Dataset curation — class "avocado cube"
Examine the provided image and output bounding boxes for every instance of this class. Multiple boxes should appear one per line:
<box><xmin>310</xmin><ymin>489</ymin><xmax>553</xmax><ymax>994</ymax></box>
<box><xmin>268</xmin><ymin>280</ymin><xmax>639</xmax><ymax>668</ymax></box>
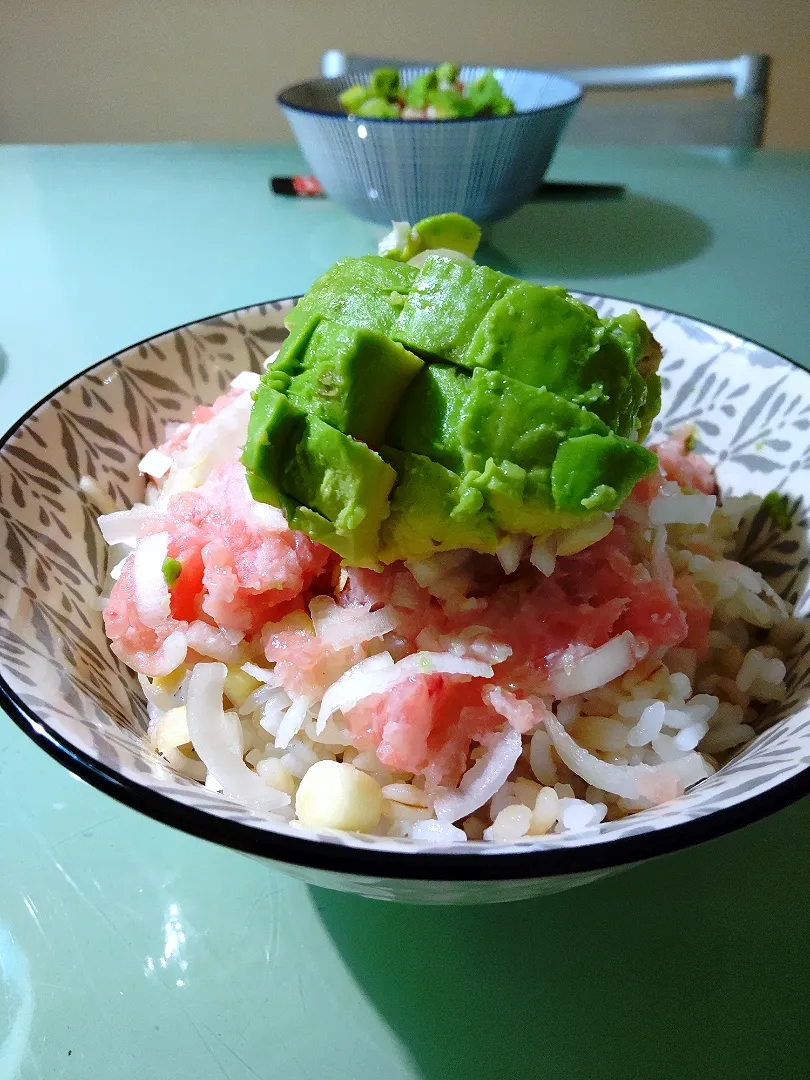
<box><xmin>285</xmin><ymin>320</ymin><xmax>423</xmax><ymax>446</ymax></box>
<box><xmin>465</xmin><ymin>281</ymin><xmax>599</xmax><ymax>386</ymax></box>
<box><xmin>426</xmin><ymin>89</ymin><xmax>476</xmax><ymax>118</ymax></box>
<box><xmin>458</xmin><ymin>368</ymin><xmax>610</xmax><ymax>476</ymax></box>
<box><xmin>369</xmin><ymin>67</ymin><xmax>400</xmax><ymax>100</ymax></box>
<box><xmin>385</xmin><ymin>363</ymin><xmax>471</xmax><ymax>473</ymax></box>
<box><xmin>413</xmin><ymin>213</ymin><xmax>481</xmax><ymax>259</ymax></box>
<box><xmin>287</xmin><ymin>256</ymin><xmax>418</xmax><ymax>338</ymax></box>
<box><xmin>551</xmin><ymin>433</ymin><xmax>658</xmax><ymax>514</ymax></box>
<box><xmin>467</xmin><ymin>71</ymin><xmax>514</xmax><ymax>116</ymax></box>
<box><xmin>241</xmin><ymin>384</ymin><xmax>306</xmax><ymax>513</ymax></box>
<box><xmin>602</xmin><ymin>310</ymin><xmax>662</xmax><ymax>440</ymax></box>
<box><xmin>356</xmin><ymin>97</ymin><xmax>400</xmax><ymax>119</ymax></box>
<box><xmin>403</xmin><ymin>71</ymin><xmax>438</xmax><ymax>110</ymax></box>
<box><xmin>339</xmin><ymin>83</ymin><xmax>371</xmax><ymax>114</ymax></box>
<box><xmin>378</xmin><ymin>448</ymin><xmax>497</xmax><ymax>563</ymax></box>
<box><xmin>465</xmin><ymin>282</ymin><xmax>648</xmax><ymax>436</ymax></box>
<box><xmin>283</xmin><ymin>417</ymin><xmax>396</xmax><ymax>560</ymax></box>
<box><xmin>393</xmin><ymin>254</ymin><xmax>514</xmax><ymax>365</ymax></box>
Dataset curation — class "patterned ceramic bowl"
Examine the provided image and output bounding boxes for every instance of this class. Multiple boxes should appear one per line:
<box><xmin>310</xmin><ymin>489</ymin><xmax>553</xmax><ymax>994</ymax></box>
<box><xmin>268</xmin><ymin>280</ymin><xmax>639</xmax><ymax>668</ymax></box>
<box><xmin>1</xmin><ymin>295</ymin><xmax>808</xmax><ymax>905</ymax></box>
<box><xmin>277</xmin><ymin>68</ymin><xmax>581</xmax><ymax>224</ymax></box>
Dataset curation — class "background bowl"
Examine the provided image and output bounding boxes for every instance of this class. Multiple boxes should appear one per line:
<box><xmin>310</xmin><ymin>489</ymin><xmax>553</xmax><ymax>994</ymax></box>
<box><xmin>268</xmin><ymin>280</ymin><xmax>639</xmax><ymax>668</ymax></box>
<box><xmin>0</xmin><ymin>295</ymin><xmax>808</xmax><ymax>905</ymax></box>
<box><xmin>277</xmin><ymin>67</ymin><xmax>581</xmax><ymax>224</ymax></box>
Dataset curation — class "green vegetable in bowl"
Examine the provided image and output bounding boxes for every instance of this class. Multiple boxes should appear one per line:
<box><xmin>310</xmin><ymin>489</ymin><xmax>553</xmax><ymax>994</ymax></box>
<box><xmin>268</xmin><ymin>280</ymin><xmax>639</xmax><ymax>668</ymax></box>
<box><xmin>403</xmin><ymin>71</ymin><xmax>438</xmax><ymax>110</ymax></box>
<box><xmin>356</xmin><ymin>97</ymin><xmax>400</xmax><ymax>119</ymax></box>
<box><xmin>468</xmin><ymin>71</ymin><xmax>515</xmax><ymax>116</ymax></box>
<box><xmin>338</xmin><ymin>83</ymin><xmax>371</xmax><ymax>114</ymax></box>
<box><xmin>337</xmin><ymin>63</ymin><xmax>516</xmax><ymax>120</ymax></box>
<box><xmin>368</xmin><ymin>67</ymin><xmax>400</xmax><ymax>99</ymax></box>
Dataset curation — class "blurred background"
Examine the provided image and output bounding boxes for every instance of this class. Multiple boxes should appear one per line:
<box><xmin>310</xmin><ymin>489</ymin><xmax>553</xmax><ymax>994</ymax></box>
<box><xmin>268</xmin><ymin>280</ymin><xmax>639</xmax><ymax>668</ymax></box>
<box><xmin>1</xmin><ymin>0</ymin><xmax>808</xmax><ymax>148</ymax></box>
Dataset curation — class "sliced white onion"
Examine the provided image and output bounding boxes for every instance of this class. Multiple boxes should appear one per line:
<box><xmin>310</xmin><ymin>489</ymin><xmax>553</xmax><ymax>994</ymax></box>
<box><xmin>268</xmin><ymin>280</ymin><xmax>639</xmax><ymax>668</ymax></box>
<box><xmin>549</xmin><ymin>632</ymin><xmax>637</xmax><ymax>698</ymax></box>
<box><xmin>546</xmin><ymin>714</ymin><xmax>711</xmax><ymax>803</ymax></box>
<box><xmin>407</xmin><ymin>248</ymin><xmax>473</xmax><ymax>267</ymax></box>
<box><xmin>309</xmin><ymin>596</ymin><xmax>398</xmax><ymax>650</ymax></box>
<box><xmin>140</xmin><ymin>630</ymin><xmax>188</xmax><ymax>678</ymax></box>
<box><xmin>408</xmin><ymin>820</ymin><xmax>468</xmax><ymax>843</ymax></box>
<box><xmin>274</xmin><ymin>696</ymin><xmax>311</xmax><ymax>750</ymax></box>
<box><xmin>186</xmin><ymin>621</ymin><xmax>244</xmax><ymax>662</ymax></box>
<box><xmin>496</xmin><ymin>534</ymin><xmax>529</xmax><ymax>575</ymax></box>
<box><xmin>230</xmin><ymin>370</ymin><xmax>262</xmax><ymax>392</ymax></box>
<box><xmin>433</xmin><ymin>726</ymin><xmax>522</xmax><ymax>823</ymax></box>
<box><xmin>377</xmin><ymin>220</ymin><xmax>411</xmax><ymax>257</ymax></box>
<box><xmin>240</xmin><ymin>662</ymin><xmax>277</xmax><ymax>683</ymax></box>
<box><xmin>316</xmin><ymin>652</ymin><xmax>397</xmax><ymax>734</ymax></box>
<box><xmin>138</xmin><ymin>448</ymin><xmax>173</xmax><ymax>480</ymax></box>
<box><xmin>97</xmin><ymin>504</ymin><xmax>153</xmax><ymax>546</ymax></box>
<box><xmin>530</xmin><ymin>536</ymin><xmax>557</xmax><ymax>576</ymax></box>
<box><xmin>161</xmin><ymin>392</ymin><xmax>254</xmax><ymax>497</ymax></box>
<box><xmin>133</xmin><ymin>532</ymin><xmax>171</xmax><ymax>629</ymax></box>
<box><xmin>315</xmin><ymin>650</ymin><xmax>493</xmax><ymax>734</ymax></box>
<box><xmin>649</xmin><ymin>491</ymin><xmax>716</xmax><ymax>526</ymax></box>
<box><xmin>186</xmin><ymin>662</ymin><xmax>290</xmax><ymax>812</ymax></box>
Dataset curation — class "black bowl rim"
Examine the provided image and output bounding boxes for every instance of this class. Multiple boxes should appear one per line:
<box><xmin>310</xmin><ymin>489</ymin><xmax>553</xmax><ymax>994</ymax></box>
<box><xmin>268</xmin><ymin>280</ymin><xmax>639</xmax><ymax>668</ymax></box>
<box><xmin>1</xmin><ymin>294</ymin><xmax>809</xmax><ymax>883</ymax></box>
<box><xmin>277</xmin><ymin>67</ymin><xmax>583</xmax><ymax>125</ymax></box>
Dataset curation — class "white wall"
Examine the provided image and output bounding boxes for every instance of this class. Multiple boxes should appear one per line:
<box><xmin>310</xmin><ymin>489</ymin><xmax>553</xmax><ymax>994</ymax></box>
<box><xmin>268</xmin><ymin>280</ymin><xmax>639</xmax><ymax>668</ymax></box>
<box><xmin>1</xmin><ymin>0</ymin><xmax>807</xmax><ymax>147</ymax></box>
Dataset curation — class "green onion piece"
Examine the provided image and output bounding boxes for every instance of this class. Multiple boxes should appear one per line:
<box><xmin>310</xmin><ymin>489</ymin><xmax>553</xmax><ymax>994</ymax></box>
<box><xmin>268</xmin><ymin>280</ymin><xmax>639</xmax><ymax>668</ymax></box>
<box><xmin>162</xmin><ymin>557</ymin><xmax>182</xmax><ymax>587</ymax></box>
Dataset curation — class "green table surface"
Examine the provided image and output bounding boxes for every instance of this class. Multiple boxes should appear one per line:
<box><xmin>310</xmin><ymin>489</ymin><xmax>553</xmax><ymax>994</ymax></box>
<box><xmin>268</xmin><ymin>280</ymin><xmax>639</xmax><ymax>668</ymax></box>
<box><xmin>1</xmin><ymin>143</ymin><xmax>809</xmax><ymax>1079</ymax></box>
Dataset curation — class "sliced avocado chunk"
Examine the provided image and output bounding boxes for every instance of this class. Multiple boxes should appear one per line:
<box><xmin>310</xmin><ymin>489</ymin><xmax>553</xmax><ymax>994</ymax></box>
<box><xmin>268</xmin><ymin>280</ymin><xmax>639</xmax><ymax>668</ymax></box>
<box><xmin>393</xmin><ymin>254</ymin><xmax>514</xmax><ymax>365</ymax></box>
<box><xmin>283</xmin><ymin>417</ymin><xmax>395</xmax><ymax>559</ymax></box>
<box><xmin>465</xmin><ymin>282</ymin><xmax>648</xmax><ymax>436</ymax></box>
<box><xmin>426</xmin><ymin>88</ymin><xmax>476</xmax><ymax>118</ymax></box>
<box><xmin>465</xmin><ymin>281</ymin><xmax>598</xmax><ymax>384</ymax></box>
<box><xmin>241</xmin><ymin>383</ymin><xmax>306</xmax><ymax>511</ymax></box>
<box><xmin>459</xmin><ymin>368</ymin><xmax>610</xmax><ymax>474</ymax></box>
<box><xmin>378</xmin><ymin>448</ymin><xmax>497</xmax><ymax>563</ymax></box>
<box><xmin>463</xmin><ymin>457</ymin><xmax>588</xmax><ymax>536</ymax></box>
<box><xmin>339</xmin><ymin>84</ymin><xmax>371</xmax><ymax>114</ymax></box>
<box><xmin>435</xmin><ymin>63</ymin><xmax>460</xmax><ymax>87</ymax></box>
<box><xmin>603</xmin><ymin>310</ymin><xmax>662</xmax><ymax>441</ymax></box>
<box><xmin>287</xmin><ymin>504</ymin><xmax>382</xmax><ymax>570</ymax></box>
<box><xmin>286</xmin><ymin>256</ymin><xmax>418</xmax><ymax>337</ymax></box>
<box><xmin>467</xmin><ymin>71</ymin><xmax>515</xmax><ymax>116</ymax></box>
<box><xmin>356</xmin><ymin>97</ymin><xmax>400</xmax><ymax>119</ymax></box>
<box><xmin>403</xmin><ymin>71</ymin><xmax>438</xmax><ymax>110</ymax></box>
<box><xmin>285</xmin><ymin>320</ymin><xmax>423</xmax><ymax>445</ymax></box>
<box><xmin>385</xmin><ymin>363</ymin><xmax>470</xmax><ymax>473</ymax></box>
<box><xmin>413</xmin><ymin>213</ymin><xmax>481</xmax><ymax>259</ymax></box>
<box><xmin>551</xmin><ymin>433</ymin><xmax>658</xmax><ymax>514</ymax></box>
<box><xmin>267</xmin><ymin>312</ymin><xmax>321</xmax><ymax>380</ymax></box>
<box><xmin>368</xmin><ymin>68</ymin><xmax>400</xmax><ymax>100</ymax></box>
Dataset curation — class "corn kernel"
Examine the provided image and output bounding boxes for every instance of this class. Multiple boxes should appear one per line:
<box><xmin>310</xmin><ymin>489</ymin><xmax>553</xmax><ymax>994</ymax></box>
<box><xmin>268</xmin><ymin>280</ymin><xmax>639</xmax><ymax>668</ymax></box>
<box><xmin>223</xmin><ymin>666</ymin><xmax>262</xmax><ymax>709</ymax></box>
<box><xmin>529</xmin><ymin>786</ymin><xmax>559</xmax><ymax>835</ymax></box>
<box><xmin>295</xmin><ymin>760</ymin><xmax>383</xmax><ymax>832</ymax></box>
<box><xmin>152</xmin><ymin>706</ymin><xmax>190</xmax><ymax>755</ymax></box>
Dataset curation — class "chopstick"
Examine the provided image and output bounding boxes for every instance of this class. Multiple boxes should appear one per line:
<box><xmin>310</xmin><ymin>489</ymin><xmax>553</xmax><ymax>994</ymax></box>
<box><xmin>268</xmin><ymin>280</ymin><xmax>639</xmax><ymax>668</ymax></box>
<box><xmin>270</xmin><ymin>177</ymin><xmax>626</xmax><ymax>200</ymax></box>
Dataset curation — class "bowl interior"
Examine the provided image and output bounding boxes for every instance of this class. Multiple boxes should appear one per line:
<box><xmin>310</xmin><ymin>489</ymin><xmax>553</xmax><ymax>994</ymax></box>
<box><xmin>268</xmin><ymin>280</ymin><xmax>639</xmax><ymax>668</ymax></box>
<box><xmin>278</xmin><ymin>67</ymin><xmax>582</xmax><ymax>119</ymax></box>
<box><xmin>1</xmin><ymin>296</ymin><xmax>809</xmax><ymax>874</ymax></box>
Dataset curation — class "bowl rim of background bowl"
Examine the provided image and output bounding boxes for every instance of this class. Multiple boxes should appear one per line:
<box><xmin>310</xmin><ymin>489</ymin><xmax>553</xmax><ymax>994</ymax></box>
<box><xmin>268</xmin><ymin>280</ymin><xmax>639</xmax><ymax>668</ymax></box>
<box><xmin>277</xmin><ymin>68</ymin><xmax>583</xmax><ymax>125</ymax></box>
<box><xmin>1</xmin><ymin>296</ymin><xmax>809</xmax><ymax>883</ymax></box>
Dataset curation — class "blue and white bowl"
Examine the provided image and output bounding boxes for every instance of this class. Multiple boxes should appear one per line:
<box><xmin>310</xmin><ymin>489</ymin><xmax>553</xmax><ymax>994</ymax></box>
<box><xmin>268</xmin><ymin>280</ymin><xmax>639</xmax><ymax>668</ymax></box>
<box><xmin>277</xmin><ymin>67</ymin><xmax>582</xmax><ymax>224</ymax></box>
<box><xmin>0</xmin><ymin>294</ymin><xmax>808</xmax><ymax>905</ymax></box>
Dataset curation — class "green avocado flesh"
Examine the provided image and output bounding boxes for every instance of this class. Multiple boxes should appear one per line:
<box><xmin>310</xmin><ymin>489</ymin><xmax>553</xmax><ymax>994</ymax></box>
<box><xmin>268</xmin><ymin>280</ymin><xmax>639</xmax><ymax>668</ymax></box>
<box><xmin>242</xmin><ymin>227</ymin><xmax>661</xmax><ymax>566</ymax></box>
